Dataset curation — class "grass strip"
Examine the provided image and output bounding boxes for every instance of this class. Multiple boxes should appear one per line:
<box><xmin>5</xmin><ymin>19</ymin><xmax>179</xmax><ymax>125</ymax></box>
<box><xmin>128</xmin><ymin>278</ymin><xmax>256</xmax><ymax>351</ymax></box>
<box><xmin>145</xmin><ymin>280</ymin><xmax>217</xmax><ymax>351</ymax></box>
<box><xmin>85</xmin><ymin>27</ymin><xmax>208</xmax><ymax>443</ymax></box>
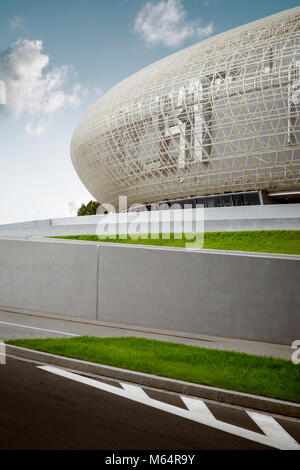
<box><xmin>6</xmin><ymin>336</ymin><xmax>300</xmax><ymax>403</ymax></box>
<box><xmin>50</xmin><ymin>230</ymin><xmax>300</xmax><ymax>255</ymax></box>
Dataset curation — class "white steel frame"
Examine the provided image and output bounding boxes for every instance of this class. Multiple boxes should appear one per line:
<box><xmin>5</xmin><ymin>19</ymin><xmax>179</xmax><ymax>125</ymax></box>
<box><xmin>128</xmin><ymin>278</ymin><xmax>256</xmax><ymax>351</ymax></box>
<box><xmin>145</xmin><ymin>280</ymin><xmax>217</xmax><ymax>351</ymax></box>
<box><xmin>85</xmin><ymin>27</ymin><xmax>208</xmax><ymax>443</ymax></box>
<box><xmin>71</xmin><ymin>7</ymin><xmax>300</xmax><ymax>208</ymax></box>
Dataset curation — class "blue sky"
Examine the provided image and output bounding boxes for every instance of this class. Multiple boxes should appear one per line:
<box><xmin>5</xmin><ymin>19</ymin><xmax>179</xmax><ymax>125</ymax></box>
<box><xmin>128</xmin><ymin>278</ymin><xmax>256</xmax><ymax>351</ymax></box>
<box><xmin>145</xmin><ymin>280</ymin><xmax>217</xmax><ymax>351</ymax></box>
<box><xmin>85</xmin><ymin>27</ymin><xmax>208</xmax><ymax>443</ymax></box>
<box><xmin>0</xmin><ymin>0</ymin><xmax>299</xmax><ymax>223</ymax></box>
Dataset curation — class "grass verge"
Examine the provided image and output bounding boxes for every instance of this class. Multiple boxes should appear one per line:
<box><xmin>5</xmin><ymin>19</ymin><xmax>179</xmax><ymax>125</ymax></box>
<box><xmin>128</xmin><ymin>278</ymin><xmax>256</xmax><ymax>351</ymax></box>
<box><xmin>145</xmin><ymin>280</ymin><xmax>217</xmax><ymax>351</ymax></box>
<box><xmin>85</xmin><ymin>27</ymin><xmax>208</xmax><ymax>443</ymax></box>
<box><xmin>50</xmin><ymin>230</ymin><xmax>300</xmax><ymax>255</ymax></box>
<box><xmin>6</xmin><ymin>336</ymin><xmax>300</xmax><ymax>403</ymax></box>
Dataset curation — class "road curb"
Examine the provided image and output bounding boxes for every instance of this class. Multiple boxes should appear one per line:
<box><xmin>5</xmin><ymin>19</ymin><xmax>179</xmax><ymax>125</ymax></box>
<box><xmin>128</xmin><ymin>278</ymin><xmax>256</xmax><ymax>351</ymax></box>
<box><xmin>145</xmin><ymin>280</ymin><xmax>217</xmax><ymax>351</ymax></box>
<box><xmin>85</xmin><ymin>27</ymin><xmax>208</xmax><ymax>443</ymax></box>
<box><xmin>6</xmin><ymin>344</ymin><xmax>300</xmax><ymax>419</ymax></box>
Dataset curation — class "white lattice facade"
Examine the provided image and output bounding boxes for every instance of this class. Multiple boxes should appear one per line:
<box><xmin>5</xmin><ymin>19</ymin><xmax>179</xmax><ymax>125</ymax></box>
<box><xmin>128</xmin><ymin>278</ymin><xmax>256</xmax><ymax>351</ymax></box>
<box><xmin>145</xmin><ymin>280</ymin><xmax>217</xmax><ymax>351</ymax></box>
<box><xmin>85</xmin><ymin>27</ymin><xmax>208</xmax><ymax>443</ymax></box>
<box><xmin>71</xmin><ymin>7</ymin><xmax>300</xmax><ymax>208</ymax></box>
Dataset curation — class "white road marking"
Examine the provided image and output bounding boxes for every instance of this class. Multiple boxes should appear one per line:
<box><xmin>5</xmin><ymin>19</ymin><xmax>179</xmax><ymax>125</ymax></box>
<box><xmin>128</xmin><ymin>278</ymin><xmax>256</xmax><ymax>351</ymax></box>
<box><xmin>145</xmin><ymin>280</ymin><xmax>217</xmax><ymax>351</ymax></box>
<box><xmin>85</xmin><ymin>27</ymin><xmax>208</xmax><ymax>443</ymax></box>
<box><xmin>0</xmin><ymin>321</ymin><xmax>78</xmax><ymax>337</ymax></box>
<box><xmin>181</xmin><ymin>395</ymin><xmax>217</xmax><ymax>421</ymax></box>
<box><xmin>246</xmin><ymin>411</ymin><xmax>299</xmax><ymax>449</ymax></box>
<box><xmin>0</xmin><ymin>340</ymin><xmax>5</xmax><ymax>364</ymax></box>
<box><xmin>39</xmin><ymin>365</ymin><xmax>300</xmax><ymax>450</ymax></box>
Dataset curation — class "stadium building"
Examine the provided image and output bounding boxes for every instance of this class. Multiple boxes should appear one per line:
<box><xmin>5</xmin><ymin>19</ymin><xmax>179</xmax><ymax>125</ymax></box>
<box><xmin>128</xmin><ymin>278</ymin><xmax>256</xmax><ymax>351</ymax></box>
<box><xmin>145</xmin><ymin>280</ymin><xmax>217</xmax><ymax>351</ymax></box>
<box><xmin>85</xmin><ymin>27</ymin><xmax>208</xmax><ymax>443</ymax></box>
<box><xmin>71</xmin><ymin>7</ymin><xmax>300</xmax><ymax>211</ymax></box>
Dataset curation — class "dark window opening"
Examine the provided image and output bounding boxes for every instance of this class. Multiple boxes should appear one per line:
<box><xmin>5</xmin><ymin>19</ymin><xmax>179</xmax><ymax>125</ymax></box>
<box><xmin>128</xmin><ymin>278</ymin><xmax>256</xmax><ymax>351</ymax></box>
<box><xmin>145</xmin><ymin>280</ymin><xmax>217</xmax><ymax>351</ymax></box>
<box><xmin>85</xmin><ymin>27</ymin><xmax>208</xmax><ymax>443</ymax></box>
<box><xmin>232</xmin><ymin>194</ymin><xmax>245</xmax><ymax>206</ymax></box>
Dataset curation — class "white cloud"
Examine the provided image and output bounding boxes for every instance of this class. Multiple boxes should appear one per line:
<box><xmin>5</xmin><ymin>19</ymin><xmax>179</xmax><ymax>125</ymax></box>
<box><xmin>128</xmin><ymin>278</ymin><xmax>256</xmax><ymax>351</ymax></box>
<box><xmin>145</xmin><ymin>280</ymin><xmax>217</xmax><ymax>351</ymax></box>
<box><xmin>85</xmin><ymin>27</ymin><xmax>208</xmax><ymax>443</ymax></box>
<box><xmin>134</xmin><ymin>0</ymin><xmax>213</xmax><ymax>47</ymax></box>
<box><xmin>67</xmin><ymin>200</ymin><xmax>80</xmax><ymax>216</ymax></box>
<box><xmin>25</xmin><ymin>118</ymin><xmax>52</xmax><ymax>136</ymax></box>
<box><xmin>10</xmin><ymin>16</ymin><xmax>28</xmax><ymax>34</ymax></box>
<box><xmin>44</xmin><ymin>90</ymin><xmax>66</xmax><ymax>114</ymax></box>
<box><xmin>67</xmin><ymin>83</ymin><xmax>86</xmax><ymax>108</ymax></box>
<box><xmin>0</xmin><ymin>39</ymin><xmax>86</xmax><ymax>134</ymax></box>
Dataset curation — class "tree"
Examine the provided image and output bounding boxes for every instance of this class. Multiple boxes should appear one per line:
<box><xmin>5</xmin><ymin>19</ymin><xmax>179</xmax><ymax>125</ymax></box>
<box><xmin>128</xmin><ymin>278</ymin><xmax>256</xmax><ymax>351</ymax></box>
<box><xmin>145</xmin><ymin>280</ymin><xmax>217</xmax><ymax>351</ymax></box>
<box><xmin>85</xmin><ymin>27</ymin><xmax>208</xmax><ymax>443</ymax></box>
<box><xmin>77</xmin><ymin>200</ymin><xmax>100</xmax><ymax>216</ymax></box>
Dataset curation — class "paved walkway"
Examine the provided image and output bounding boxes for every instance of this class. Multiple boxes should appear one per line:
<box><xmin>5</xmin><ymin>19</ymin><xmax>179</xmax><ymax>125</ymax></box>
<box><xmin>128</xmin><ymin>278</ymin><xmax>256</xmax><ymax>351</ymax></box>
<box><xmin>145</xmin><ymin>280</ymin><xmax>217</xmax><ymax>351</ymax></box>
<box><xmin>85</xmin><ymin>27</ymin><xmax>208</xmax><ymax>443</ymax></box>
<box><xmin>0</xmin><ymin>309</ymin><xmax>292</xmax><ymax>360</ymax></box>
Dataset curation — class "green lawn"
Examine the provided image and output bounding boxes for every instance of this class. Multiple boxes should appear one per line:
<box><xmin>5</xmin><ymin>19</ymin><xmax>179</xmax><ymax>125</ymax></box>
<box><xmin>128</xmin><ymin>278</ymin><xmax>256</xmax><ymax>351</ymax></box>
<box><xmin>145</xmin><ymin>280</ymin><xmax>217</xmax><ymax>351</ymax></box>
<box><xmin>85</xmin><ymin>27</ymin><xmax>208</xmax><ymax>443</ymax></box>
<box><xmin>51</xmin><ymin>230</ymin><xmax>300</xmax><ymax>255</ymax></box>
<box><xmin>6</xmin><ymin>336</ymin><xmax>300</xmax><ymax>403</ymax></box>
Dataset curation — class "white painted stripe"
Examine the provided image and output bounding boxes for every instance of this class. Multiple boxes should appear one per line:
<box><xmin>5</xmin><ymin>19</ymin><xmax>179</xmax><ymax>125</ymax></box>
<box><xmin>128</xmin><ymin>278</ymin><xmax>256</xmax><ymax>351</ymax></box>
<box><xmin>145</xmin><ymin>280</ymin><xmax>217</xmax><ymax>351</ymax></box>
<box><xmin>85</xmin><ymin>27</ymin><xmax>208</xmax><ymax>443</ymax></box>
<box><xmin>38</xmin><ymin>365</ymin><xmax>300</xmax><ymax>450</ymax></box>
<box><xmin>247</xmin><ymin>411</ymin><xmax>300</xmax><ymax>448</ymax></box>
<box><xmin>0</xmin><ymin>341</ymin><xmax>5</xmax><ymax>364</ymax></box>
<box><xmin>121</xmin><ymin>382</ymin><xmax>151</xmax><ymax>400</ymax></box>
<box><xmin>181</xmin><ymin>396</ymin><xmax>217</xmax><ymax>420</ymax></box>
<box><xmin>0</xmin><ymin>321</ymin><xmax>78</xmax><ymax>337</ymax></box>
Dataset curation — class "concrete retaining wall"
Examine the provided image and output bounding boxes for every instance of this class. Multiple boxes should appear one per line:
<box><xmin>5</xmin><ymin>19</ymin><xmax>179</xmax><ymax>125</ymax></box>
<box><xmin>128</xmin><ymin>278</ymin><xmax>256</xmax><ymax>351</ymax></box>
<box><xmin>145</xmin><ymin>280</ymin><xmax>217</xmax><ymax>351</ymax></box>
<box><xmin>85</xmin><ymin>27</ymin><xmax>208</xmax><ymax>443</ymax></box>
<box><xmin>0</xmin><ymin>237</ymin><xmax>299</xmax><ymax>344</ymax></box>
<box><xmin>0</xmin><ymin>204</ymin><xmax>299</xmax><ymax>237</ymax></box>
<box><xmin>0</xmin><ymin>238</ymin><xmax>98</xmax><ymax>319</ymax></box>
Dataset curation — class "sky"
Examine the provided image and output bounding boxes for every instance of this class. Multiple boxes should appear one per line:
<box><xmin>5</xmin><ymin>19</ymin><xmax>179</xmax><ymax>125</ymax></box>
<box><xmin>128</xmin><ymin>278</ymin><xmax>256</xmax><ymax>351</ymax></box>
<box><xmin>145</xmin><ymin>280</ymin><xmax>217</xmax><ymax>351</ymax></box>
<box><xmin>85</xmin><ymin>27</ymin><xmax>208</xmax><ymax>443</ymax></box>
<box><xmin>0</xmin><ymin>0</ymin><xmax>299</xmax><ymax>224</ymax></box>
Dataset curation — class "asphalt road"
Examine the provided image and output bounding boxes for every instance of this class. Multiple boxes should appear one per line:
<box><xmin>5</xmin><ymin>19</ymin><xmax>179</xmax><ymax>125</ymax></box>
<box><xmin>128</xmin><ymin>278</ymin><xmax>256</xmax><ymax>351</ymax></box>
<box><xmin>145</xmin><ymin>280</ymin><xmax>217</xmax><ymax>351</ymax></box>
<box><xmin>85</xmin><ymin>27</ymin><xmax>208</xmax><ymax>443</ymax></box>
<box><xmin>1</xmin><ymin>356</ymin><xmax>300</xmax><ymax>450</ymax></box>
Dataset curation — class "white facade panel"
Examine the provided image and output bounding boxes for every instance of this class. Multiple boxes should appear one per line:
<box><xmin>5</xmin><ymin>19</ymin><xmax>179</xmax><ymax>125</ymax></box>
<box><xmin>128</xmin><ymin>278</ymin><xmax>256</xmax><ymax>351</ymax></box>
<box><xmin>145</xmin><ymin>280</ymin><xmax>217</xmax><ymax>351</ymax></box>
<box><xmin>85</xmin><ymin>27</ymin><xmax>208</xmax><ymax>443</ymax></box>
<box><xmin>71</xmin><ymin>7</ymin><xmax>300</xmax><ymax>208</ymax></box>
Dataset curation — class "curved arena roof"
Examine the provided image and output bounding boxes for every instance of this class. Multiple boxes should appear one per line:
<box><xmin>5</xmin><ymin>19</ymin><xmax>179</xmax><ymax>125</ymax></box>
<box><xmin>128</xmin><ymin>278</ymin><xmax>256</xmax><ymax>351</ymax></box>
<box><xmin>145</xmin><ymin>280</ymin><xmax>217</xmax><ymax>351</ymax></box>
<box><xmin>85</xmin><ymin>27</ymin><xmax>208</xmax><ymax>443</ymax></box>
<box><xmin>71</xmin><ymin>7</ymin><xmax>300</xmax><ymax>208</ymax></box>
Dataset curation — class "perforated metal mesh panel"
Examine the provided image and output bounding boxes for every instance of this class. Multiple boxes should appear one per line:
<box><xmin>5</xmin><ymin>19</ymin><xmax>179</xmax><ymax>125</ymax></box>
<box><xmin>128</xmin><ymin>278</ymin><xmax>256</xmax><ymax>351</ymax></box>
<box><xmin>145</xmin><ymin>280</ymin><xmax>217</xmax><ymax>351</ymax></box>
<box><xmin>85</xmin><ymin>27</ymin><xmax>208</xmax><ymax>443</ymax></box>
<box><xmin>71</xmin><ymin>7</ymin><xmax>300</xmax><ymax>208</ymax></box>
